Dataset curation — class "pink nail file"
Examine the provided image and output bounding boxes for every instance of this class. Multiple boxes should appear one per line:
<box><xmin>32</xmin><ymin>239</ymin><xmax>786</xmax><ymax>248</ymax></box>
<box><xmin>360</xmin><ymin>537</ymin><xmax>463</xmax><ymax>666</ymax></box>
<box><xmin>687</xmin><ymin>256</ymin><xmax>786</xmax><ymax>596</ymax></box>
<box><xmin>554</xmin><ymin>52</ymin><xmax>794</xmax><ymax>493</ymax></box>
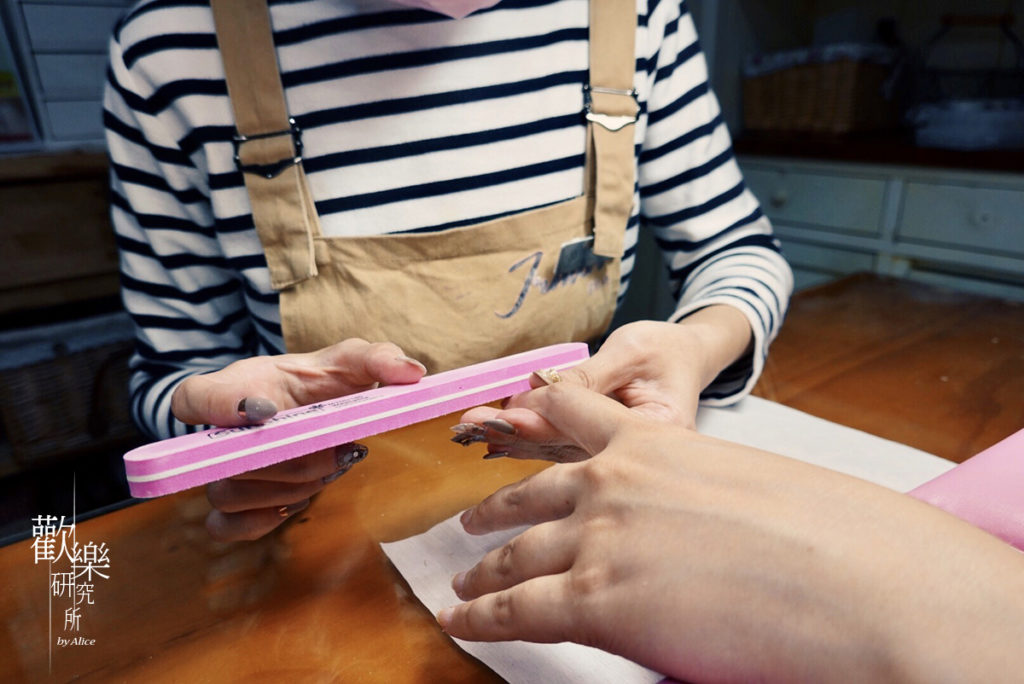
<box><xmin>123</xmin><ymin>343</ymin><xmax>590</xmax><ymax>498</ymax></box>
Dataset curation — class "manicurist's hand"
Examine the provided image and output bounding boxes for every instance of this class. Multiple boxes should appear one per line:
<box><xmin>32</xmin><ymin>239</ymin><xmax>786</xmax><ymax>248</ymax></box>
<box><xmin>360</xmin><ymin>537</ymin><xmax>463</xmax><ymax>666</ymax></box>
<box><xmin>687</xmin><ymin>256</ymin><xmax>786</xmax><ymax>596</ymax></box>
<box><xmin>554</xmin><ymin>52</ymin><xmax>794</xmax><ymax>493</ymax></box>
<box><xmin>171</xmin><ymin>338</ymin><xmax>426</xmax><ymax>541</ymax></box>
<box><xmin>439</xmin><ymin>383</ymin><xmax>1024</xmax><ymax>683</ymax></box>
<box><xmin>458</xmin><ymin>305</ymin><xmax>752</xmax><ymax>461</ymax></box>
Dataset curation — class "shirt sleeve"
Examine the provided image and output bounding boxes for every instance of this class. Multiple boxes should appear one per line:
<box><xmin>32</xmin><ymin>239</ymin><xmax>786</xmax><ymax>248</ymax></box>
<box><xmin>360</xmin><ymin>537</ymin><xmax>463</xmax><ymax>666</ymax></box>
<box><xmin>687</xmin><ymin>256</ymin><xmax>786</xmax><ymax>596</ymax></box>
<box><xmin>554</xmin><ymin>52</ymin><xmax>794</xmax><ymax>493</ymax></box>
<box><xmin>637</xmin><ymin>1</ymin><xmax>794</xmax><ymax>404</ymax></box>
<box><xmin>104</xmin><ymin>27</ymin><xmax>255</xmax><ymax>440</ymax></box>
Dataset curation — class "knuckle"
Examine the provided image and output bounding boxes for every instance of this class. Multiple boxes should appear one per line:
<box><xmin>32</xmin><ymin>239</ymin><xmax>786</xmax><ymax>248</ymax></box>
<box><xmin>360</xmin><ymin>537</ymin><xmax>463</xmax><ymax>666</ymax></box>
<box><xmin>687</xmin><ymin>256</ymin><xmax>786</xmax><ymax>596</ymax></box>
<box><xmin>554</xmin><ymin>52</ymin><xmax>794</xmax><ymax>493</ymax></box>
<box><xmin>578</xmin><ymin>459</ymin><xmax>614</xmax><ymax>492</ymax></box>
<box><xmin>321</xmin><ymin>337</ymin><xmax>369</xmax><ymax>361</ymax></box>
<box><xmin>338</xmin><ymin>337</ymin><xmax>370</xmax><ymax>350</ymax></box>
<box><xmin>369</xmin><ymin>340</ymin><xmax>405</xmax><ymax>358</ymax></box>
<box><xmin>501</xmin><ymin>484</ymin><xmax>523</xmax><ymax>509</ymax></box>
<box><xmin>495</xmin><ymin>539</ymin><xmax>517</xmax><ymax>577</ymax></box>
<box><xmin>568</xmin><ymin>563</ymin><xmax>611</xmax><ymax>601</ymax></box>
<box><xmin>491</xmin><ymin>589</ymin><xmax>518</xmax><ymax>628</ymax></box>
<box><xmin>606</xmin><ymin>324</ymin><xmax>648</xmax><ymax>357</ymax></box>
<box><xmin>565</xmin><ymin>365</ymin><xmax>598</xmax><ymax>391</ymax></box>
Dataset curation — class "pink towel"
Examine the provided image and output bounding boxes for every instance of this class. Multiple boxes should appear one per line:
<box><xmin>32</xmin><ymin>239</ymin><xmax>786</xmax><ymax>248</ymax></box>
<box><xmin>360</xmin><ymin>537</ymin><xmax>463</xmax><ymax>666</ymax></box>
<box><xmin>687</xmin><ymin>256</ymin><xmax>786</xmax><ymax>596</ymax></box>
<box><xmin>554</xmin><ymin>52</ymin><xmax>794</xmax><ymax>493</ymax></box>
<box><xmin>909</xmin><ymin>427</ymin><xmax>1024</xmax><ymax>551</ymax></box>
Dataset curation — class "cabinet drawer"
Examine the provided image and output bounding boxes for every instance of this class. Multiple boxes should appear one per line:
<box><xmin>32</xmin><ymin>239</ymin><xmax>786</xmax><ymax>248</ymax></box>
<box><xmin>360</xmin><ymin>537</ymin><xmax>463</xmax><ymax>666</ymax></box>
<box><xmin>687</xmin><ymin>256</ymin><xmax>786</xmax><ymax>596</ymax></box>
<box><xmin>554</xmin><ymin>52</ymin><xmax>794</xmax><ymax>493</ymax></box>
<box><xmin>899</xmin><ymin>181</ymin><xmax>1024</xmax><ymax>257</ymax></box>
<box><xmin>20</xmin><ymin>3</ymin><xmax>125</xmax><ymax>52</ymax></box>
<box><xmin>778</xmin><ymin>239</ymin><xmax>875</xmax><ymax>292</ymax></box>
<box><xmin>779</xmin><ymin>239</ymin><xmax>875</xmax><ymax>274</ymax></box>
<box><xmin>743</xmin><ymin>166</ymin><xmax>886</xmax><ymax>236</ymax></box>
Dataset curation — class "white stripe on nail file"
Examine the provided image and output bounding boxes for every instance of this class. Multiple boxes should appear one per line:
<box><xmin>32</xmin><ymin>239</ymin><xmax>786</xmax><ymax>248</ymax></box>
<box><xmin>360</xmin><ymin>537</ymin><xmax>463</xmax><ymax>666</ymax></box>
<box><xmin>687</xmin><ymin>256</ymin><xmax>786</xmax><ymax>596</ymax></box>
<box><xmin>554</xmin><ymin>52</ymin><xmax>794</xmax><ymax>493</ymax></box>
<box><xmin>123</xmin><ymin>343</ymin><xmax>589</xmax><ymax>498</ymax></box>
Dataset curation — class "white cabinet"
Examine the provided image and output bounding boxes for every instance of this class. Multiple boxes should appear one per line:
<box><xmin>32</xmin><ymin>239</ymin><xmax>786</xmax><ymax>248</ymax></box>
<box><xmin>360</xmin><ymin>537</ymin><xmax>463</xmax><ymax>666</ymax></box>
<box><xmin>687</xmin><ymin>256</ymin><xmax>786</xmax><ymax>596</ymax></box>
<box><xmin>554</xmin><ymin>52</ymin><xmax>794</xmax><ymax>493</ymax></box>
<box><xmin>742</xmin><ymin>166</ymin><xmax>887</xmax><ymax>236</ymax></box>
<box><xmin>741</xmin><ymin>156</ymin><xmax>1024</xmax><ymax>300</ymax></box>
<box><xmin>777</xmin><ymin>239</ymin><xmax>875</xmax><ymax>291</ymax></box>
<box><xmin>900</xmin><ymin>180</ymin><xmax>1024</xmax><ymax>257</ymax></box>
<box><xmin>691</xmin><ymin>0</ymin><xmax>1024</xmax><ymax>301</ymax></box>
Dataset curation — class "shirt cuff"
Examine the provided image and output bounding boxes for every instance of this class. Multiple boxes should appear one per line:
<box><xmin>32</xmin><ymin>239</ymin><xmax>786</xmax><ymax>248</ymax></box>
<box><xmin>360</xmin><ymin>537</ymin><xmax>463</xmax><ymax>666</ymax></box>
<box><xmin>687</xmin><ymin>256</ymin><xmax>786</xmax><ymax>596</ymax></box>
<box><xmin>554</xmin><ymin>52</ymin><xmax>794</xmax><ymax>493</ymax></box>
<box><xmin>668</xmin><ymin>295</ymin><xmax>767</xmax><ymax>406</ymax></box>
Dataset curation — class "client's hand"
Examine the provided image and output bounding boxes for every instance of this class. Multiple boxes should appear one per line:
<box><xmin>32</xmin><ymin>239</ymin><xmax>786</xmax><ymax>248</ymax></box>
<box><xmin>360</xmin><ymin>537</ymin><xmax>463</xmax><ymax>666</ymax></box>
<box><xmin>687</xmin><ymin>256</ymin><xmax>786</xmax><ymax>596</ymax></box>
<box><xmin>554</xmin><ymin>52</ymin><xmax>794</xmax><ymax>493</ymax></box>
<box><xmin>440</xmin><ymin>384</ymin><xmax>1024</xmax><ymax>683</ymax></box>
<box><xmin>171</xmin><ymin>338</ymin><xmax>426</xmax><ymax>541</ymax></box>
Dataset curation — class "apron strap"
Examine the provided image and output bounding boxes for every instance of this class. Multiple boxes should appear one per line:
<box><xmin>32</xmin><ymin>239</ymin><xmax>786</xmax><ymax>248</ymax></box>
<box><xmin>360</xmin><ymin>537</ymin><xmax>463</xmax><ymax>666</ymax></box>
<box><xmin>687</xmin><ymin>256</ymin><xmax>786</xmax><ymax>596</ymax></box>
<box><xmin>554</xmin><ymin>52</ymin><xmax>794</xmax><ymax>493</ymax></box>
<box><xmin>586</xmin><ymin>1</ymin><xmax>639</xmax><ymax>259</ymax></box>
<box><xmin>211</xmin><ymin>0</ymin><xmax>320</xmax><ymax>290</ymax></box>
<box><xmin>211</xmin><ymin>0</ymin><xmax>637</xmax><ymax>279</ymax></box>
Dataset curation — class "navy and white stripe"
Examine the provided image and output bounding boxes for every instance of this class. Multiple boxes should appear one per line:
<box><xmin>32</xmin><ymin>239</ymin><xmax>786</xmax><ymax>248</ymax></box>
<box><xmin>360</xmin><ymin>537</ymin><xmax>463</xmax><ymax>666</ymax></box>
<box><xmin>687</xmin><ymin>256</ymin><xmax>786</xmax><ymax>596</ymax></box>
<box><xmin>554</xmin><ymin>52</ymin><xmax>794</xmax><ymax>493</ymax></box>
<box><xmin>105</xmin><ymin>0</ymin><xmax>793</xmax><ymax>440</ymax></box>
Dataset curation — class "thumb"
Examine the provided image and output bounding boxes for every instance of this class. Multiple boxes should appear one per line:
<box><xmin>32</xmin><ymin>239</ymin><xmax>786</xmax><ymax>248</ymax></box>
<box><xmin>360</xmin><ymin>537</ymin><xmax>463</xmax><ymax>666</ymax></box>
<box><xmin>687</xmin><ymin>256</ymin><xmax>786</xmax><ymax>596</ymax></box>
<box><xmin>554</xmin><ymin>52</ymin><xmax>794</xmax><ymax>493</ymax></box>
<box><xmin>515</xmin><ymin>383</ymin><xmax>635</xmax><ymax>455</ymax></box>
<box><xmin>313</xmin><ymin>339</ymin><xmax>427</xmax><ymax>387</ymax></box>
<box><xmin>171</xmin><ymin>374</ymin><xmax>277</xmax><ymax>427</ymax></box>
<box><xmin>535</xmin><ymin>343</ymin><xmax>633</xmax><ymax>397</ymax></box>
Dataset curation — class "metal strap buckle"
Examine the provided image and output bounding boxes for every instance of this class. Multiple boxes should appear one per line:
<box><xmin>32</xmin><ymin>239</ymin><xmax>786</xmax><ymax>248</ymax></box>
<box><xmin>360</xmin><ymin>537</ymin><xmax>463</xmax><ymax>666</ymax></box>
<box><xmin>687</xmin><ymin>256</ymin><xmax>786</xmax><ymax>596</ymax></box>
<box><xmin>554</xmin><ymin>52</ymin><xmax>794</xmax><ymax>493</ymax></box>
<box><xmin>583</xmin><ymin>85</ymin><xmax>639</xmax><ymax>132</ymax></box>
<box><xmin>232</xmin><ymin>118</ymin><xmax>303</xmax><ymax>179</ymax></box>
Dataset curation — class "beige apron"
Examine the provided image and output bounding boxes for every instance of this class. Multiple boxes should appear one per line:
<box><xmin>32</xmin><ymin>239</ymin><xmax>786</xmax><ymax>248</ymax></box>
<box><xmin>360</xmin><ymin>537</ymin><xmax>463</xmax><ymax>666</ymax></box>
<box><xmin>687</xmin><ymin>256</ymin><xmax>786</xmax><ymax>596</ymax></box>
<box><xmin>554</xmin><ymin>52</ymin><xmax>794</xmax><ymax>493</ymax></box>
<box><xmin>212</xmin><ymin>0</ymin><xmax>639</xmax><ymax>372</ymax></box>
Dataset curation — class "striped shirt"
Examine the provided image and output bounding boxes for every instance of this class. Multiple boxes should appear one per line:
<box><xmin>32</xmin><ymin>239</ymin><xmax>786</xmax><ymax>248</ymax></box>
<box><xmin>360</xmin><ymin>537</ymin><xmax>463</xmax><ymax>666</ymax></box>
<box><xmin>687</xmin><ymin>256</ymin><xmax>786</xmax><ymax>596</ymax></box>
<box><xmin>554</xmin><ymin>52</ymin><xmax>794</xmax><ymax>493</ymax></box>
<box><xmin>104</xmin><ymin>0</ymin><xmax>793</xmax><ymax>440</ymax></box>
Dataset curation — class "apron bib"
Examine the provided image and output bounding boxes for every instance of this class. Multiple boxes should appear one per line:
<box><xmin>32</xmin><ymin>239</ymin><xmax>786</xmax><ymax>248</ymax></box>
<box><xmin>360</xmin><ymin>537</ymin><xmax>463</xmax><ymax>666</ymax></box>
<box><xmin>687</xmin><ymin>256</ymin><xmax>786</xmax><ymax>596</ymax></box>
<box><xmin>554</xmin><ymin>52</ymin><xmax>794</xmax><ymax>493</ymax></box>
<box><xmin>213</xmin><ymin>0</ymin><xmax>639</xmax><ymax>371</ymax></box>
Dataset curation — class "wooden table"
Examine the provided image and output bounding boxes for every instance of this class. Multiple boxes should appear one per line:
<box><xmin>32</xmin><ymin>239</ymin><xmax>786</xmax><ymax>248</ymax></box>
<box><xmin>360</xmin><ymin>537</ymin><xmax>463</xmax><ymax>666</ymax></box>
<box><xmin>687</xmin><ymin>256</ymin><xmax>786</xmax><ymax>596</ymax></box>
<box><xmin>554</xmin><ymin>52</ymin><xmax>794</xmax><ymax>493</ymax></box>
<box><xmin>754</xmin><ymin>273</ymin><xmax>1024</xmax><ymax>464</ymax></box>
<box><xmin>0</xmin><ymin>419</ymin><xmax>543</xmax><ymax>683</ymax></box>
<box><xmin>1</xmin><ymin>273</ymin><xmax>1022</xmax><ymax>682</ymax></box>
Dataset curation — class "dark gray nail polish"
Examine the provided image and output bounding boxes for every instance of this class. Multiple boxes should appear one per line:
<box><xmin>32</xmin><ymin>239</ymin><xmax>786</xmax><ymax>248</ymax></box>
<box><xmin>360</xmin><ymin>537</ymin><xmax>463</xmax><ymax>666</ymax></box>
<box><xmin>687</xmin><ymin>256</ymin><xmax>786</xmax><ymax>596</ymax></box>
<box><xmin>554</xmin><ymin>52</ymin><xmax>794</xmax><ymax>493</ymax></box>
<box><xmin>483</xmin><ymin>451</ymin><xmax>510</xmax><ymax>460</ymax></box>
<box><xmin>451</xmin><ymin>433</ymin><xmax>487</xmax><ymax>447</ymax></box>
<box><xmin>450</xmin><ymin>422</ymin><xmax>486</xmax><ymax>435</ymax></box>
<box><xmin>237</xmin><ymin>396</ymin><xmax>278</xmax><ymax>423</ymax></box>
<box><xmin>322</xmin><ymin>469</ymin><xmax>347</xmax><ymax>485</ymax></box>
<box><xmin>483</xmin><ymin>418</ymin><xmax>517</xmax><ymax>435</ymax></box>
<box><xmin>336</xmin><ymin>443</ymin><xmax>369</xmax><ymax>469</ymax></box>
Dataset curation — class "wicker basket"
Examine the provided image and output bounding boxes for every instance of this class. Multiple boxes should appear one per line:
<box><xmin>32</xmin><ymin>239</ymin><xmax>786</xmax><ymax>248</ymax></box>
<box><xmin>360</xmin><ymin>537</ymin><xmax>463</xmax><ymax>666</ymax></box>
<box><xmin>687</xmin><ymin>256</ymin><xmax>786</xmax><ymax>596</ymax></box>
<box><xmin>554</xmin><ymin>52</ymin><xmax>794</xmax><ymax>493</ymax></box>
<box><xmin>0</xmin><ymin>340</ymin><xmax>142</xmax><ymax>466</ymax></box>
<box><xmin>743</xmin><ymin>45</ymin><xmax>899</xmax><ymax>134</ymax></box>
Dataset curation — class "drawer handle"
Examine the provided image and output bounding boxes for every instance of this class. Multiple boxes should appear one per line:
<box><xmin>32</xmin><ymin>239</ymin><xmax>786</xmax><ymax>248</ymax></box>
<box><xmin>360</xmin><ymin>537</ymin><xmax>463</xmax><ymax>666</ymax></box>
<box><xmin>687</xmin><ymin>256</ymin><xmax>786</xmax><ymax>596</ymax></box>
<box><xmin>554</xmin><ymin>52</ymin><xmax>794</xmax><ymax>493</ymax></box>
<box><xmin>769</xmin><ymin>190</ymin><xmax>788</xmax><ymax>208</ymax></box>
<box><xmin>971</xmin><ymin>208</ymin><xmax>993</xmax><ymax>228</ymax></box>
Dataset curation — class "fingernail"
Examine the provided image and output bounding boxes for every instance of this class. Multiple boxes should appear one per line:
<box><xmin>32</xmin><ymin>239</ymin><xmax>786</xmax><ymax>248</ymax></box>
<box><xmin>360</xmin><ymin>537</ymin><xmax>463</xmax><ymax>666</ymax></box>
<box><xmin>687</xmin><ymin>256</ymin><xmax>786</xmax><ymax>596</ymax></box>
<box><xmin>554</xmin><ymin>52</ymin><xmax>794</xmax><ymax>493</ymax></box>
<box><xmin>324</xmin><ymin>443</ymin><xmax>368</xmax><ymax>483</ymax></box>
<box><xmin>451</xmin><ymin>571</ymin><xmax>467</xmax><ymax>597</ymax></box>
<box><xmin>483</xmin><ymin>451</ymin><xmax>509</xmax><ymax>460</ymax></box>
<box><xmin>278</xmin><ymin>499</ymin><xmax>310</xmax><ymax>519</ymax></box>
<box><xmin>322</xmin><ymin>468</ymin><xmax>346</xmax><ymax>485</ymax></box>
<box><xmin>532</xmin><ymin>368</ymin><xmax>562</xmax><ymax>386</ymax></box>
<box><xmin>396</xmin><ymin>356</ymin><xmax>427</xmax><ymax>374</ymax></box>
<box><xmin>451</xmin><ymin>432</ymin><xmax>487</xmax><ymax>447</ymax></box>
<box><xmin>237</xmin><ymin>396</ymin><xmax>278</xmax><ymax>423</ymax></box>
<box><xmin>436</xmin><ymin>606</ymin><xmax>453</xmax><ymax>630</ymax></box>
<box><xmin>483</xmin><ymin>418</ymin><xmax>516</xmax><ymax>435</ymax></box>
<box><xmin>450</xmin><ymin>423</ymin><xmax>486</xmax><ymax>435</ymax></box>
<box><xmin>336</xmin><ymin>443</ymin><xmax>369</xmax><ymax>469</ymax></box>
